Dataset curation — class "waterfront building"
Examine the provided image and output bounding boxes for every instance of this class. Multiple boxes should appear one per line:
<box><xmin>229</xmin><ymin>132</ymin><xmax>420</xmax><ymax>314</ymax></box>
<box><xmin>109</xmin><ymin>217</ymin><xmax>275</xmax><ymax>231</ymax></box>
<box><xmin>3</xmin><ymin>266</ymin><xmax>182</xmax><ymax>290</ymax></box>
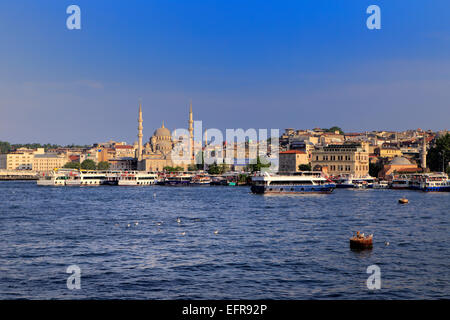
<box><xmin>136</xmin><ymin>102</ymin><xmax>193</xmax><ymax>171</ymax></box>
<box><xmin>0</xmin><ymin>148</ymin><xmax>44</xmax><ymax>170</ymax></box>
<box><xmin>109</xmin><ymin>157</ymin><xmax>137</xmax><ymax>171</ymax></box>
<box><xmin>33</xmin><ymin>154</ymin><xmax>68</xmax><ymax>172</ymax></box>
<box><xmin>114</xmin><ymin>145</ymin><xmax>136</xmax><ymax>158</ymax></box>
<box><xmin>311</xmin><ymin>143</ymin><xmax>369</xmax><ymax>177</ymax></box>
<box><xmin>278</xmin><ymin>150</ymin><xmax>309</xmax><ymax>173</ymax></box>
<box><xmin>378</xmin><ymin>156</ymin><xmax>421</xmax><ymax>180</ymax></box>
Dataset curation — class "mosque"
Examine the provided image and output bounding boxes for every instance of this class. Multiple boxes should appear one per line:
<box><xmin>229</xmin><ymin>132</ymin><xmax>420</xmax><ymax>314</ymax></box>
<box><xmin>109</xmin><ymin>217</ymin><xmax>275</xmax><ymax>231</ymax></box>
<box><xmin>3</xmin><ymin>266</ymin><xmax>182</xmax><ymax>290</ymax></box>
<box><xmin>135</xmin><ymin>101</ymin><xmax>194</xmax><ymax>171</ymax></box>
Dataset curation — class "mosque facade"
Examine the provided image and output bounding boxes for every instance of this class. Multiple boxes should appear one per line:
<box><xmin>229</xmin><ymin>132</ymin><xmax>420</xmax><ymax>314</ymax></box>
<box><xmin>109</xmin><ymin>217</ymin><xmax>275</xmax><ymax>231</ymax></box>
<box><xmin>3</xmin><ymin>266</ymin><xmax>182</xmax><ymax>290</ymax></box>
<box><xmin>135</xmin><ymin>102</ymin><xmax>194</xmax><ymax>171</ymax></box>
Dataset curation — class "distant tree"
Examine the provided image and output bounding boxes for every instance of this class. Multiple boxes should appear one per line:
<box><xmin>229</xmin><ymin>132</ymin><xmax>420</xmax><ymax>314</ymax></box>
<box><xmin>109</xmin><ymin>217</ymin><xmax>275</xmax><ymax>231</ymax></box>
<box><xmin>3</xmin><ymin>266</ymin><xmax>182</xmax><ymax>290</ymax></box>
<box><xmin>163</xmin><ymin>166</ymin><xmax>184</xmax><ymax>172</ymax></box>
<box><xmin>97</xmin><ymin>161</ymin><xmax>110</xmax><ymax>170</ymax></box>
<box><xmin>323</xmin><ymin>126</ymin><xmax>344</xmax><ymax>135</ymax></box>
<box><xmin>298</xmin><ymin>163</ymin><xmax>312</xmax><ymax>171</ymax></box>
<box><xmin>0</xmin><ymin>141</ymin><xmax>11</xmax><ymax>154</ymax></box>
<box><xmin>63</xmin><ymin>162</ymin><xmax>81</xmax><ymax>170</ymax></box>
<box><xmin>427</xmin><ymin>133</ymin><xmax>450</xmax><ymax>173</ymax></box>
<box><xmin>207</xmin><ymin>162</ymin><xmax>221</xmax><ymax>175</ymax></box>
<box><xmin>369</xmin><ymin>162</ymin><xmax>384</xmax><ymax>178</ymax></box>
<box><xmin>247</xmin><ymin>156</ymin><xmax>271</xmax><ymax>173</ymax></box>
<box><xmin>187</xmin><ymin>164</ymin><xmax>198</xmax><ymax>171</ymax></box>
<box><xmin>81</xmin><ymin>159</ymin><xmax>97</xmax><ymax>170</ymax></box>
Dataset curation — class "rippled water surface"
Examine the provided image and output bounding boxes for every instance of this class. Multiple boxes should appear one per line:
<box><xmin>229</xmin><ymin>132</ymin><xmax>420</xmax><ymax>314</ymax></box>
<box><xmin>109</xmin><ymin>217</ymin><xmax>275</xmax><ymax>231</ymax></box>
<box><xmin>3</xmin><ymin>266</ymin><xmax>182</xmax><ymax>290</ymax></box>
<box><xmin>0</xmin><ymin>181</ymin><xmax>449</xmax><ymax>299</ymax></box>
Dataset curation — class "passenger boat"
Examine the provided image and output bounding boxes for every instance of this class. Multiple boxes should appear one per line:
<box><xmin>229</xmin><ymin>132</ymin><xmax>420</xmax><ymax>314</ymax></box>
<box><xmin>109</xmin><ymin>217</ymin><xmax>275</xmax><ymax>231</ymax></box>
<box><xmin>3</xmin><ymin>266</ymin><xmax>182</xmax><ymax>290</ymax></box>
<box><xmin>372</xmin><ymin>181</ymin><xmax>389</xmax><ymax>189</ymax></box>
<box><xmin>390</xmin><ymin>176</ymin><xmax>410</xmax><ymax>189</ymax></box>
<box><xmin>251</xmin><ymin>171</ymin><xmax>336</xmax><ymax>194</ymax></box>
<box><xmin>117</xmin><ymin>171</ymin><xmax>158</xmax><ymax>186</ymax></box>
<box><xmin>352</xmin><ymin>176</ymin><xmax>375</xmax><ymax>189</ymax></box>
<box><xmin>161</xmin><ymin>173</ymin><xmax>192</xmax><ymax>186</ymax></box>
<box><xmin>36</xmin><ymin>169</ymin><xmax>72</xmax><ymax>186</ymax></box>
<box><xmin>333</xmin><ymin>175</ymin><xmax>354</xmax><ymax>188</ymax></box>
<box><xmin>419</xmin><ymin>173</ymin><xmax>450</xmax><ymax>192</ymax></box>
<box><xmin>65</xmin><ymin>171</ymin><xmax>107</xmax><ymax>186</ymax></box>
<box><xmin>190</xmin><ymin>174</ymin><xmax>211</xmax><ymax>185</ymax></box>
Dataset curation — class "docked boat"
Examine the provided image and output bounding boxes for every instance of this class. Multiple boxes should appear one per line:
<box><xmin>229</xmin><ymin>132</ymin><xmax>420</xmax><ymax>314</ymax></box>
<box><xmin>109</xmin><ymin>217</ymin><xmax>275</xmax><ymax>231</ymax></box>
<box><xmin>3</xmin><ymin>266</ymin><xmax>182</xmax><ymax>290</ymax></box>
<box><xmin>36</xmin><ymin>169</ymin><xmax>72</xmax><ymax>186</ymax></box>
<box><xmin>333</xmin><ymin>175</ymin><xmax>354</xmax><ymax>188</ymax></box>
<box><xmin>251</xmin><ymin>171</ymin><xmax>336</xmax><ymax>194</ymax></box>
<box><xmin>419</xmin><ymin>173</ymin><xmax>450</xmax><ymax>192</ymax></box>
<box><xmin>390</xmin><ymin>176</ymin><xmax>410</xmax><ymax>189</ymax></box>
<box><xmin>65</xmin><ymin>171</ymin><xmax>107</xmax><ymax>186</ymax></box>
<box><xmin>372</xmin><ymin>180</ymin><xmax>389</xmax><ymax>189</ymax></box>
<box><xmin>190</xmin><ymin>174</ymin><xmax>211</xmax><ymax>185</ymax></box>
<box><xmin>117</xmin><ymin>171</ymin><xmax>158</xmax><ymax>186</ymax></box>
<box><xmin>160</xmin><ymin>173</ymin><xmax>192</xmax><ymax>186</ymax></box>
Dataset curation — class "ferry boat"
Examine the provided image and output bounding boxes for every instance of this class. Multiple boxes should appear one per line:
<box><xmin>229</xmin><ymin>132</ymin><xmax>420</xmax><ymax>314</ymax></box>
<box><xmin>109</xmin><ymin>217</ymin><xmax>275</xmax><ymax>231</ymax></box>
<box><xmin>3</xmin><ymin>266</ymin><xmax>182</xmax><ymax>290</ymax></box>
<box><xmin>353</xmin><ymin>176</ymin><xmax>375</xmax><ymax>189</ymax></box>
<box><xmin>190</xmin><ymin>174</ymin><xmax>211</xmax><ymax>185</ymax></box>
<box><xmin>333</xmin><ymin>175</ymin><xmax>354</xmax><ymax>188</ymax></box>
<box><xmin>419</xmin><ymin>173</ymin><xmax>450</xmax><ymax>192</ymax></box>
<box><xmin>372</xmin><ymin>181</ymin><xmax>389</xmax><ymax>189</ymax></box>
<box><xmin>117</xmin><ymin>171</ymin><xmax>158</xmax><ymax>186</ymax></box>
<box><xmin>36</xmin><ymin>169</ymin><xmax>72</xmax><ymax>186</ymax></box>
<box><xmin>160</xmin><ymin>173</ymin><xmax>192</xmax><ymax>186</ymax></box>
<box><xmin>390</xmin><ymin>176</ymin><xmax>410</xmax><ymax>189</ymax></box>
<box><xmin>251</xmin><ymin>171</ymin><xmax>336</xmax><ymax>194</ymax></box>
<box><xmin>65</xmin><ymin>171</ymin><xmax>107</xmax><ymax>186</ymax></box>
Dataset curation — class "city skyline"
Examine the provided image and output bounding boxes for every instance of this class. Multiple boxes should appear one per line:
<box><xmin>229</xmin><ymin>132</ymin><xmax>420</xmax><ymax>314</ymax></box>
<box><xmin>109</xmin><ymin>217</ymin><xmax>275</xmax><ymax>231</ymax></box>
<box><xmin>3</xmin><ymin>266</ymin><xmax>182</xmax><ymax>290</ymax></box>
<box><xmin>1</xmin><ymin>1</ymin><xmax>450</xmax><ymax>145</ymax></box>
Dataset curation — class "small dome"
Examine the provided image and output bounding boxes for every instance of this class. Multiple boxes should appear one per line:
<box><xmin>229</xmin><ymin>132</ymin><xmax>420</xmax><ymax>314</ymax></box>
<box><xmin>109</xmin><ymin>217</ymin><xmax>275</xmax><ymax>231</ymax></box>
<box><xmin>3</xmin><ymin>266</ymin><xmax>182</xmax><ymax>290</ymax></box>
<box><xmin>390</xmin><ymin>157</ymin><xmax>411</xmax><ymax>165</ymax></box>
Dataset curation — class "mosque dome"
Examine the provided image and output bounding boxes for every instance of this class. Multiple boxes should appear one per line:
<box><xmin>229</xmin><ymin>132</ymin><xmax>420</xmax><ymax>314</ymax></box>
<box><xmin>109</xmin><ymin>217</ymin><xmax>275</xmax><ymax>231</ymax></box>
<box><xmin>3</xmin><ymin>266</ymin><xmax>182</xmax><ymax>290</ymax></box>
<box><xmin>154</xmin><ymin>122</ymin><xmax>171</xmax><ymax>138</ymax></box>
<box><xmin>390</xmin><ymin>157</ymin><xmax>411</xmax><ymax>165</ymax></box>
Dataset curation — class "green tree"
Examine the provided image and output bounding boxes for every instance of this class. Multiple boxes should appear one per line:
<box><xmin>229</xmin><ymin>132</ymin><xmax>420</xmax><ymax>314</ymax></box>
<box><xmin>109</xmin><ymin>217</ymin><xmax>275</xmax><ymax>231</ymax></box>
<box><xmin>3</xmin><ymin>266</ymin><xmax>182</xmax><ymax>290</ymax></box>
<box><xmin>298</xmin><ymin>163</ymin><xmax>312</xmax><ymax>171</ymax></box>
<box><xmin>323</xmin><ymin>126</ymin><xmax>344</xmax><ymax>135</ymax></box>
<box><xmin>369</xmin><ymin>162</ymin><xmax>384</xmax><ymax>178</ymax></box>
<box><xmin>427</xmin><ymin>133</ymin><xmax>450</xmax><ymax>173</ymax></box>
<box><xmin>81</xmin><ymin>159</ymin><xmax>97</xmax><ymax>170</ymax></box>
<box><xmin>0</xmin><ymin>141</ymin><xmax>11</xmax><ymax>154</ymax></box>
<box><xmin>97</xmin><ymin>161</ymin><xmax>110</xmax><ymax>170</ymax></box>
<box><xmin>247</xmin><ymin>156</ymin><xmax>271</xmax><ymax>173</ymax></box>
<box><xmin>208</xmin><ymin>162</ymin><xmax>221</xmax><ymax>175</ymax></box>
<box><xmin>163</xmin><ymin>166</ymin><xmax>184</xmax><ymax>172</ymax></box>
<box><xmin>63</xmin><ymin>162</ymin><xmax>81</xmax><ymax>170</ymax></box>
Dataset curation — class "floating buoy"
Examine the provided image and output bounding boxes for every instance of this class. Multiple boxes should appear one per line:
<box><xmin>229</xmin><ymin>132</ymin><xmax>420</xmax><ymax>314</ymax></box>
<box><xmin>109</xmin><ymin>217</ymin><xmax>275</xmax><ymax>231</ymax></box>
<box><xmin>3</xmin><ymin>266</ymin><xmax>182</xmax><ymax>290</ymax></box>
<box><xmin>350</xmin><ymin>231</ymin><xmax>373</xmax><ymax>250</ymax></box>
<box><xmin>398</xmin><ymin>198</ymin><xmax>409</xmax><ymax>204</ymax></box>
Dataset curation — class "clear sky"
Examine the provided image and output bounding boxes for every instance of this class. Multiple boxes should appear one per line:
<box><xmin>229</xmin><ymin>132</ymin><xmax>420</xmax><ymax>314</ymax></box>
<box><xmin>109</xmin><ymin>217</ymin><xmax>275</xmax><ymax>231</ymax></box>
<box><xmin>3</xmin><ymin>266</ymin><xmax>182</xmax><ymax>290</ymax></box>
<box><xmin>0</xmin><ymin>0</ymin><xmax>449</xmax><ymax>145</ymax></box>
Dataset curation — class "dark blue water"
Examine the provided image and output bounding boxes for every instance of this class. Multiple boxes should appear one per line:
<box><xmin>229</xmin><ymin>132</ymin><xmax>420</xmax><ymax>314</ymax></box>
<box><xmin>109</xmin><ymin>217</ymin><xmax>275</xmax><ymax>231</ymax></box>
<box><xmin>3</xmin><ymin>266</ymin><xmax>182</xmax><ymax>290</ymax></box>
<box><xmin>0</xmin><ymin>181</ymin><xmax>448</xmax><ymax>299</ymax></box>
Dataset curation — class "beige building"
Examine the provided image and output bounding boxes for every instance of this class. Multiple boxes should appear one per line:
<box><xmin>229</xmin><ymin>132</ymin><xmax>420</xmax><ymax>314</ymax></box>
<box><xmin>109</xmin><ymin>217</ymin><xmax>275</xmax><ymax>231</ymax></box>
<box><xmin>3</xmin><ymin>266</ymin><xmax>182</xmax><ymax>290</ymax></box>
<box><xmin>278</xmin><ymin>150</ymin><xmax>309</xmax><ymax>172</ymax></box>
<box><xmin>0</xmin><ymin>148</ymin><xmax>44</xmax><ymax>170</ymax></box>
<box><xmin>136</xmin><ymin>102</ymin><xmax>193</xmax><ymax>171</ymax></box>
<box><xmin>378</xmin><ymin>145</ymin><xmax>403</xmax><ymax>159</ymax></box>
<box><xmin>33</xmin><ymin>154</ymin><xmax>68</xmax><ymax>172</ymax></box>
<box><xmin>311</xmin><ymin>143</ymin><xmax>369</xmax><ymax>177</ymax></box>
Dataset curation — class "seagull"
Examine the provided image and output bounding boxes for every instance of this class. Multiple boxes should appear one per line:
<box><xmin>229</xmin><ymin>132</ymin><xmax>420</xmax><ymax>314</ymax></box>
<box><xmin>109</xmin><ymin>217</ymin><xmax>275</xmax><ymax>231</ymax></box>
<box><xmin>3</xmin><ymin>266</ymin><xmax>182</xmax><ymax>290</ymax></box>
<box><xmin>214</xmin><ymin>230</ymin><xmax>219</xmax><ymax>235</ymax></box>
<box><xmin>385</xmin><ymin>241</ymin><xmax>390</xmax><ymax>246</ymax></box>
<box><xmin>156</xmin><ymin>222</ymin><xmax>162</xmax><ymax>226</ymax></box>
<box><xmin>135</xmin><ymin>222</ymin><xmax>139</xmax><ymax>226</ymax></box>
<box><xmin>181</xmin><ymin>232</ymin><xmax>186</xmax><ymax>236</ymax></box>
<box><xmin>177</xmin><ymin>218</ymin><xmax>181</xmax><ymax>224</ymax></box>
<box><xmin>127</xmin><ymin>224</ymin><xmax>131</xmax><ymax>228</ymax></box>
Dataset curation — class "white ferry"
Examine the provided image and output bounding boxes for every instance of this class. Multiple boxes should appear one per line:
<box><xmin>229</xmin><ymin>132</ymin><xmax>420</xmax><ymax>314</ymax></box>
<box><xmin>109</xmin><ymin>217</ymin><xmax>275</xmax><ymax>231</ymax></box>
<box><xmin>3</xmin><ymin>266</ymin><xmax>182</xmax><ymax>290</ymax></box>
<box><xmin>65</xmin><ymin>171</ymin><xmax>107</xmax><ymax>186</ymax></box>
<box><xmin>190</xmin><ymin>174</ymin><xmax>212</xmax><ymax>185</ymax></box>
<box><xmin>419</xmin><ymin>173</ymin><xmax>450</xmax><ymax>192</ymax></box>
<box><xmin>36</xmin><ymin>169</ymin><xmax>72</xmax><ymax>186</ymax></box>
<box><xmin>372</xmin><ymin>181</ymin><xmax>390</xmax><ymax>189</ymax></box>
<box><xmin>251</xmin><ymin>171</ymin><xmax>336</xmax><ymax>194</ymax></box>
<box><xmin>390</xmin><ymin>176</ymin><xmax>410</xmax><ymax>189</ymax></box>
<box><xmin>159</xmin><ymin>173</ymin><xmax>193</xmax><ymax>186</ymax></box>
<box><xmin>117</xmin><ymin>171</ymin><xmax>158</xmax><ymax>186</ymax></box>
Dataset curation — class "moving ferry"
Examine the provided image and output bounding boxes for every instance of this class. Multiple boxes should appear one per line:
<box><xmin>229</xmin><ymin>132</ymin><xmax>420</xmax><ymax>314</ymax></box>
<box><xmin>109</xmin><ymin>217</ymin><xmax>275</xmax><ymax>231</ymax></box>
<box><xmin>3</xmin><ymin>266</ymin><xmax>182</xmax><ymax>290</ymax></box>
<box><xmin>65</xmin><ymin>171</ymin><xmax>107</xmax><ymax>186</ymax></box>
<box><xmin>251</xmin><ymin>171</ymin><xmax>336</xmax><ymax>194</ymax></box>
<box><xmin>418</xmin><ymin>173</ymin><xmax>450</xmax><ymax>192</ymax></box>
<box><xmin>36</xmin><ymin>169</ymin><xmax>72</xmax><ymax>186</ymax></box>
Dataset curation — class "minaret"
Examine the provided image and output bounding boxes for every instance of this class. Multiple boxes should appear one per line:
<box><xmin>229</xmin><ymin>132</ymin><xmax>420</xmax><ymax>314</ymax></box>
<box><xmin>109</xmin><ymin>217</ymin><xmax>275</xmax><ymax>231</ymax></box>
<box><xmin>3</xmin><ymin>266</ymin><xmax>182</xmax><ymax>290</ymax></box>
<box><xmin>188</xmin><ymin>101</ymin><xmax>194</xmax><ymax>161</ymax></box>
<box><xmin>137</xmin><ymin>101</ymin><xmax>143</xmax><ymax>161</ymax></box>
<box><xmin>421</xmin><ymin>135</ymin><xmax>427</xmax><ymax>169</ymax></box>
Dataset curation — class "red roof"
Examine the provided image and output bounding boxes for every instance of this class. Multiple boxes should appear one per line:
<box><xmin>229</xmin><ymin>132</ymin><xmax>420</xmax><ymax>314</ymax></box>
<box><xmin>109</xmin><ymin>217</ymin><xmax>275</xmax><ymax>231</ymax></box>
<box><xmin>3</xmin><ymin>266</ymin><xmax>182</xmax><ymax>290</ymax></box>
<box><xmin>115</xmin><ymin>145</ymin><xmax>133</xmax><ymax>149</ymax></box>
<box><xmin>69</xmin><ymin>155</ymin><xmax>79</xmax><ymax>161</ymax></box>
<box><xmin>280</xmin><ymin>150</ymin><xmax>306</xmax><ymax>154</ymax></box>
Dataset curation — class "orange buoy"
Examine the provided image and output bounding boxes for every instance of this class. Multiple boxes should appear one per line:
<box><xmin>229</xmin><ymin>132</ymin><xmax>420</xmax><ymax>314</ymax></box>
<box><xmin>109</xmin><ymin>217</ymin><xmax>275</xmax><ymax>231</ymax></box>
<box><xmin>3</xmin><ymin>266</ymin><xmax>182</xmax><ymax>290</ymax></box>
<box><xmin>398</xmin><ymin>198</ymin><xmax>409</xmax><ymax>204</ymax></box>
<box><xmin>350</xmin><ymin>231</ymin><xmax>373</xmax><ymax>250</ymax></box>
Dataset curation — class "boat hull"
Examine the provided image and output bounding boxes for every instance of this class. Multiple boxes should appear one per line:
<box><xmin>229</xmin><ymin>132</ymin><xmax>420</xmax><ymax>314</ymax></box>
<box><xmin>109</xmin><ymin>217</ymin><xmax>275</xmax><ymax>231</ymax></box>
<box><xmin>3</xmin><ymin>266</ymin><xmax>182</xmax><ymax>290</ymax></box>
<box><xmin>251</xmin><ymin>184</ymin><xmax>335</xmax><ymax>194</ymax></box>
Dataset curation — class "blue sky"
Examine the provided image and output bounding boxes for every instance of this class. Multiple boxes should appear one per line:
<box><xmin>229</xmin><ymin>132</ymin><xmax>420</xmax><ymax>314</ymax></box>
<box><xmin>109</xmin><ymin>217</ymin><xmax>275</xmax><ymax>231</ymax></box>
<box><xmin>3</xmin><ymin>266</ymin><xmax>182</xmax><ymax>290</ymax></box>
<box><xmin>0</xmin><ymin>0</ymin><xmax>449</xmax><ymax>144</ymax></box>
